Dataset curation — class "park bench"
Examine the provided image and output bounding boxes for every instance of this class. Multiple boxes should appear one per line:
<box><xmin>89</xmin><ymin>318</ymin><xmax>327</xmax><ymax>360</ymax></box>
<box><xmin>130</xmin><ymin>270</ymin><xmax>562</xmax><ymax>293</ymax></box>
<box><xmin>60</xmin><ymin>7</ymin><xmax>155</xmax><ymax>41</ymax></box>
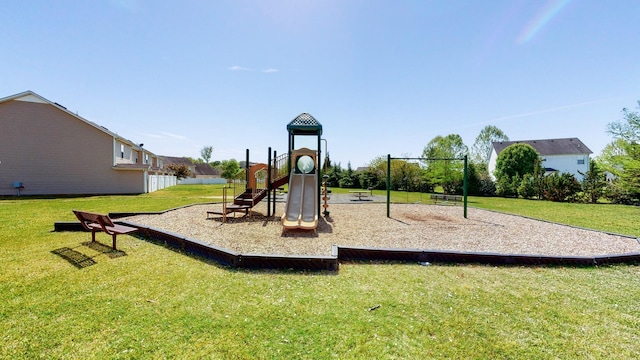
<box><xmin>72</xmin><ymin>210</ymin><xmax>138</xmax><ymax>250</ymax></box>
<box><xmin>429</xmin><ymin>194</ymin><xmax>463</xmax><ymax>205</ymax></box>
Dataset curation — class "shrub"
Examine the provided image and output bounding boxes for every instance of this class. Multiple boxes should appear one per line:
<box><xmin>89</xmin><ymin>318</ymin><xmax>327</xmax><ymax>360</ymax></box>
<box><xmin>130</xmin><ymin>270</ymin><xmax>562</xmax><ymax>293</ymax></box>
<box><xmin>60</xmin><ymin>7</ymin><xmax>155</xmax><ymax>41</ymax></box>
<box><xmin>543</xmin><ymin>173</ymin><xmax>581</xmax><ymax>202</ymax></box>
<box><xmin>518</xmin><ymin>174</ymin><xmax>537</xmax><ymax>199</ymax></box>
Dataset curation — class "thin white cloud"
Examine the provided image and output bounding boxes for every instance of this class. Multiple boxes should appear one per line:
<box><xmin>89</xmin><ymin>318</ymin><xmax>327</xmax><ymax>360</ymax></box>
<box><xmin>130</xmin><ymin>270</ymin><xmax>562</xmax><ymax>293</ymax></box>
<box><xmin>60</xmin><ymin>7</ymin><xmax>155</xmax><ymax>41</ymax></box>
<box><xmin>145</xmin><ymin>132</ymin><xmax>188</xmax><ymax>140</ymax></box>
<box><xmin>487</xmin><ymin>98</ymin><xmax>609</xmax><ymax>123</ymax></box>
<box><xmin>262</xmin><ymin>68</ymin><xmax>280</xmax><ymax>73</ymax></box>
<box><xmin>228</xmin><ymin>65</ymin><xmax>254</xmax><ymax>71</ymax></box>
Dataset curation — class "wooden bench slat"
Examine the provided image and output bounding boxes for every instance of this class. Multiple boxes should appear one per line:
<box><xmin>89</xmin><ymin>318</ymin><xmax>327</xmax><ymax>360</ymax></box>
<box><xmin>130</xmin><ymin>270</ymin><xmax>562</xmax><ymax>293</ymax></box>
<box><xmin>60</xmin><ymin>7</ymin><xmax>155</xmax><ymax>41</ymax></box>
<box><xmin>73</xmin><ymin>210</ymin><xmax>137</xmax><ymax>250</ymax></box>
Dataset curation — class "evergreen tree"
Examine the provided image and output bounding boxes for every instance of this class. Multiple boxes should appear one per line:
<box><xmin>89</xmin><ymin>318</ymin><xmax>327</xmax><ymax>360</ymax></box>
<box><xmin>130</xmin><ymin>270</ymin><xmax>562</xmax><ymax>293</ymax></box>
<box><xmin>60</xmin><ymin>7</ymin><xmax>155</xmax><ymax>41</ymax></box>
<box><xmin>579</xmin><ymin>159</ymin><xmax>606</xmax><ymax>203</ymax></box>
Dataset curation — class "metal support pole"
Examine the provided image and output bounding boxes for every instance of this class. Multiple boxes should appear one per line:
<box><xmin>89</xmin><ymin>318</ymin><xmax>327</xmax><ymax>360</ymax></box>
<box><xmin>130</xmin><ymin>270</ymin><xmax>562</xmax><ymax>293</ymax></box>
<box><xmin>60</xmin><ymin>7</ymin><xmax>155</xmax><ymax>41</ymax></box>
<box><xmin>245</xmin><ymin>149</ymin><xmax>250</xmax><ymax>188</ymax></box>
<box><xmin>317</xmin><ymin>134</ymin><xmax>321</xmax><ymax>217</ymax></box>
<box><xmin>267</xmin><ymin>147</ymin><xmax>272</xmax><ymax>217</ymax></box>
<box><xmin>273</xmin><ymin>150</ymin><xmax>277</xmax><ymax>216</ymax></box>
<box><xmin>386</xmin><ymin>154</ymin><xmax>391</xmax><ymax>218</ymax></box>
<box><xmin>463</xmin><ymin>154</ymin><xmax>468</xmax><ymax>219</ymax></box>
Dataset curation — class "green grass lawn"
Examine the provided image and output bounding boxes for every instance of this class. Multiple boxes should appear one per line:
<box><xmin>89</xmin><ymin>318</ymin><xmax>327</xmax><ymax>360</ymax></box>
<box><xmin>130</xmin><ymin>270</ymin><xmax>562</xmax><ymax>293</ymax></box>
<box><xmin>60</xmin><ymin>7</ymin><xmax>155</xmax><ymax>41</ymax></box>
<box><xmin>1</xmin><ymin>186</ymin><xmax>639</xmax><ymax>359</ymax></box>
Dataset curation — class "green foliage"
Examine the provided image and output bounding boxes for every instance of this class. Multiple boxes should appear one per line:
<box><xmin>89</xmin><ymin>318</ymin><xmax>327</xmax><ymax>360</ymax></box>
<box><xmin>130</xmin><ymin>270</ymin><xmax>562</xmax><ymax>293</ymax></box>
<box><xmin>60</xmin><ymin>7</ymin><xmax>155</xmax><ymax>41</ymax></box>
<box><xmin>542</xmin><ymin>172</ymin><xmax>581</xmax><ymax>202</ymax></box>
<box><xmin>188</xmin><ymin>156</ymin><xmax>204</xmax><ymax>164</ymax></box>
<box><xmin>337</xmin><ymin>162</ymin><xmax>358</xmax><ymax>189</ymax></box>
<box><xmin>165</xmin><ymin>163</ymin><xmax>192</xmax><ymax>179</ymax></box>
<box><xmin>494</xmin><ymin>143</ymin><xmax>540</xmax><ymax>180</ymax></box>
<box><xmin>496</xmin><ymin>174</ymin><xmax>520</xmax><ymax>197</ymax></box>
<box><xmin>422</xmin><ymin>134</ymin><xmax>468</xmax><ymax>193</ymax></box>
<box><xmin>220</xmin><ymin>159</ymin><xmax>242</xmax><ymax>181</ymax></box>
<box><xmin>580</xmin><ymin>159</ymin><xmax>607</xmax><ymax>203</ymax></box>
<box><xmin>470</xmin><ymin>125</ymin><xmax>509</xmax><ymax>166</ymax></box>
<box><xmin>478</xmin><ymin>176</ymin><xmax>497</xmax><ymax>196</ymax></box>
<box><xmin>518</xmin><ymin>173</ymin><xmax>537</xmax><ymax>199</ymax></box>
<box><xmin>603</xmin><ymin>177</ymin><xmax>640</xmax><ymax>205</ymax></box>
<box><xmin>200</xmin><ymin>145</ymin><xmax>213</xmax><ymax>163</ymax></box>
<box><xmin>323</xmin><ymin>161</ymin><xmax>343</xmax><ymax>187</ymax></box>
<box><xmin>604</xmin><ymin>101</ymin><xmax>640</xmax><ymax>202</ymax></box>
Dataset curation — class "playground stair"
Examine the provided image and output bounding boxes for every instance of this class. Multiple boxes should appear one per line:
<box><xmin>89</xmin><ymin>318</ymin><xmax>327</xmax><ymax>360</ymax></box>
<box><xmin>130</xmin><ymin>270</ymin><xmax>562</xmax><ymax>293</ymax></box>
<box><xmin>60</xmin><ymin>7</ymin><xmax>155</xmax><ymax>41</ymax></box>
<box><xmin>207</xmin><ymin>162</ymin><xmax>290</xmax><ymax>221</ymax></box>
<box><xmin>223</xmin><ymin>173</ymin><xmax>289</xmax><ymax>214</ymax></box>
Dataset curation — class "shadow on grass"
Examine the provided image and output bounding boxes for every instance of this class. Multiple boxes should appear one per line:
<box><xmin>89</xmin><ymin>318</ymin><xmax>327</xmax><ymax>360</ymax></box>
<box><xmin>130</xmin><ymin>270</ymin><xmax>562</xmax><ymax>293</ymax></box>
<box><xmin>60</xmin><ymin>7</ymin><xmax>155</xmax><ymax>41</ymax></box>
<box><xmin>51</xmin><ymin>242</ymin><xmax>126</xmax><ymax>268</ymax></box>
<box><xmin>51</xmin><ymin>247</ymin><xmax>97</xmax><ymax>268</ymax></box>
<box><xmin>81</xmin><ymin>241</ymin><xmax>127</xmax><ymax>259</ymax></box>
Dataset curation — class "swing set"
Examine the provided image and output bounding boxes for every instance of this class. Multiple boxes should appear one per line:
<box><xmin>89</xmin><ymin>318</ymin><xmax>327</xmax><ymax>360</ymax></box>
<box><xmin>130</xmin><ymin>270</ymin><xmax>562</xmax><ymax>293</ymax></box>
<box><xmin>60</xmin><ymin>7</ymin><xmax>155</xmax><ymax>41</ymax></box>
<box><xmin>385</xmin><ymin>154</ymin><xmax>468</xmax><ymax>218</ymax></box>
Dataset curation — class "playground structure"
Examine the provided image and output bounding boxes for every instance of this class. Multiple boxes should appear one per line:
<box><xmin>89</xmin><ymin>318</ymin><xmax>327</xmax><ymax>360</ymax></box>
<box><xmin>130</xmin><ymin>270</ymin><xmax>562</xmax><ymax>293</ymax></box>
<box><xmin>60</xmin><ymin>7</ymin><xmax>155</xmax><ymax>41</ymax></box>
<box><xmin>281</xmin><ymin>148</ymin><xmax>319</xmax><ymax>232</ymax></box>
<box><xmin>207</xmin><ymin>113</ymin><xmax>324</xmax><ymax>232</ymax></box>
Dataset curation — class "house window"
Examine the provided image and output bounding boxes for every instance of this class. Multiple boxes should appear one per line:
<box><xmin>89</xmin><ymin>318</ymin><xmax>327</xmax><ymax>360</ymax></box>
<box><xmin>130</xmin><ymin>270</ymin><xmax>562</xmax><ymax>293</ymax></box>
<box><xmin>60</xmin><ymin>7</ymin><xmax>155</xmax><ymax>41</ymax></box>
<box><xmin>577</xmin><ymin>159</ymin><xmax>585</xmax><ymax>165</ymax></box>
<box><xmin>120</xmin><ymin>144</ymin><xmax>124</xmax><ymax>158</ymax></box>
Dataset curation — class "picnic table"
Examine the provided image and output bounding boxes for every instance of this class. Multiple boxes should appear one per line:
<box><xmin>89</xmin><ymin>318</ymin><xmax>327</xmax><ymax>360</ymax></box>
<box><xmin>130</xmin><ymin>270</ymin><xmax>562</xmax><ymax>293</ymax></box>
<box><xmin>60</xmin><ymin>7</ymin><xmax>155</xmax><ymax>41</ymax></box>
<box><xmin>349</xmin><ymin>190</ymin><xmax>372</xmax><ymax>201</ymax></box>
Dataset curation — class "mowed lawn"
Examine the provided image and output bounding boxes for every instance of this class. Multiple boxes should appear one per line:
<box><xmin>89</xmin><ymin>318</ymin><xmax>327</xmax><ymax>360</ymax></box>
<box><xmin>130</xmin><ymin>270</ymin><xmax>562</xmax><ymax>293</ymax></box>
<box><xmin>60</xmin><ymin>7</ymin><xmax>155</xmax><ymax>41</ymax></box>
<box><xmin>1</xmin><ymin>185</ymin><xmax>639</xmax><ymax>359</ymax></box>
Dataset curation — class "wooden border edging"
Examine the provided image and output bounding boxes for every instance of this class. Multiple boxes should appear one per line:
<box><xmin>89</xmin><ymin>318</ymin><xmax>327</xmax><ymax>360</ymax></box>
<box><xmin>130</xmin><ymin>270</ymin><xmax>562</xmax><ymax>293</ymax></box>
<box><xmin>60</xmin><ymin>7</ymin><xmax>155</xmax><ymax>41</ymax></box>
<box><xmin>55</xmin><ymin>220</ymin><xmax>640</xmax><ymax>270</ymax></box>
<box><xmin>119</xmin><ymin>221</ymin><xmax>339</xmax><ymax>271</ymax></box>
<box><xmin>336</xmin><ymin>246</ymin><xmax>640</xmax><ymax>266</ymax></box>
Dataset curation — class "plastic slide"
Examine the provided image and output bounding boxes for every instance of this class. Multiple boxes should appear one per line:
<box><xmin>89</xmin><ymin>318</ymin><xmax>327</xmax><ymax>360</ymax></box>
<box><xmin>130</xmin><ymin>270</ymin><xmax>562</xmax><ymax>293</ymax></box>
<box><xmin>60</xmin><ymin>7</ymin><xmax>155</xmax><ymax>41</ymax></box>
<box><xmin>281</xmin><ymin>172</ymin><xmax>318</xmax><ymax>231</ymax></box>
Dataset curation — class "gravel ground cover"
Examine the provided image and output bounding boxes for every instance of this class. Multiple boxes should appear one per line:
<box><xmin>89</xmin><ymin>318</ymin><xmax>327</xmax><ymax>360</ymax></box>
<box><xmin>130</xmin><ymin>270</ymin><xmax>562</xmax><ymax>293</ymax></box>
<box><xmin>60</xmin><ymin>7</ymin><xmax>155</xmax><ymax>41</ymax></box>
<box><xmin>123</xmin><ymin>194</ymin><xmax>640</xmax><ymax>257</ymax></box>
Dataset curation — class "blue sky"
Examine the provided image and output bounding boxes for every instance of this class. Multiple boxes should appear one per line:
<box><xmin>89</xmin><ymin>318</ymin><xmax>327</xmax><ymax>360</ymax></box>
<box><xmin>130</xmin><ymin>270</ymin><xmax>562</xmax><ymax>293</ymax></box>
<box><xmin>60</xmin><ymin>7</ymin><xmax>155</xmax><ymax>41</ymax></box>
<box><xmin>2</xmin><ymin>0</ymin><xmax>639</xmax><ymax>167</ymax></box>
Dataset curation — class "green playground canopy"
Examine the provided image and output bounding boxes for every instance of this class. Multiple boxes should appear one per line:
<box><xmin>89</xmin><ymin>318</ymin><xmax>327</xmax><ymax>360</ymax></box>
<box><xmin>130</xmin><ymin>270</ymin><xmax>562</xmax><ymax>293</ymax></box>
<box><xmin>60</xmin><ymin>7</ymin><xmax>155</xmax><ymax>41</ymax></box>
<box><xmin>287</xmin><ymin>113</ymin><xmax>323</xmax><ymax>136</ymax></box>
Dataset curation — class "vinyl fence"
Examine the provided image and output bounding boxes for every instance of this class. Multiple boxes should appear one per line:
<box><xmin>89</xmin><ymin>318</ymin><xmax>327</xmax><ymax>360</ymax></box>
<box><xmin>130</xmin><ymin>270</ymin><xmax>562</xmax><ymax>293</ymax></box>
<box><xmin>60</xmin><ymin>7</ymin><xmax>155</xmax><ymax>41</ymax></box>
<box><xmin>148</xmin><ymin>174</ymin><xmax>177</xmax><ymax>192</ymax></box>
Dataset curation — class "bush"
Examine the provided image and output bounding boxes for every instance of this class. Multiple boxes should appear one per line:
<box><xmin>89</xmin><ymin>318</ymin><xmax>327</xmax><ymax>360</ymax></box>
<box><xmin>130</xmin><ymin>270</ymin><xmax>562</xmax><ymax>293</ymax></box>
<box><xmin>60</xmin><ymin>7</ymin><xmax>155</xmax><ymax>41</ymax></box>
<box><xmin>603</xmin><ymin>181</ymin><xmax>640</xmax><ymax>205</ymax></box>
<box><xmin>478</xmin><ymin>177</ymin><xmax>497</xmax><ymax>196</ymax></box>
<box><xmin>543</xmin><ymin>173</ymin><xmax>581</xmax><ymax>202</ymax></box>
<box><xmin>518</xmin><ymin>174</ymin><xmax>537</xmax><ymax>199</ymax></box>
<box><xmin>496</xmin><ymin>175</ymin><xmax>518</xmax><ymax>197</ymax></box>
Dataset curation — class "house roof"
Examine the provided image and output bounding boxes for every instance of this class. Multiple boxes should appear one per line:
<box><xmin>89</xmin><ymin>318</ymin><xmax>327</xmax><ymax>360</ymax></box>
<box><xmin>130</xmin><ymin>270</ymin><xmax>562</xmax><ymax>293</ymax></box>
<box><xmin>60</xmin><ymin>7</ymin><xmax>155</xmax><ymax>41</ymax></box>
<box><xmin>194</xmin><ymin>163</ymin><xmax>220</xmax><ymax>176</ymax></box>
<box><xmin>160</xmin><ymin>156</ymin><xmax>194</xmax><ymax>166</ymax></box>
<box><xmin>492</xmin><ymin>138</ymin><xmax>592</xmax><ymax>156</ymax></box>
<box><xmin>0</xmin><ymin>90</ymin><xmax>155</xmax><ymax>156</ymax></box>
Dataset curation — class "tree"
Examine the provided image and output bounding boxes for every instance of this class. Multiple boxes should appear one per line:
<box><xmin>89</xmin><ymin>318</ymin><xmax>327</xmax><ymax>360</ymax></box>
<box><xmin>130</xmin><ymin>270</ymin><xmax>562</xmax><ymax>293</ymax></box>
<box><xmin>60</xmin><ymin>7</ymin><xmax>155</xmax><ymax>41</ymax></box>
<box><xmin>166</xmin><ymin>163</ymin><xmax>192</xmax><ymax>179</ymax></box>
<box><xmin>362</xmin><ymin>156</ymin><xmax>388</xmax><ymax>190</ymax></box>
<box><xmin>494</xmin><ymin>143</ymin><xmax>540</xmax><ymax>180</ymax></box>
<box><xmin>605</xmin><ymin>102</ymin><xmax>640</xmax><ymax>202</ymax></box>
<box><xmin>200</xmin><ymin>146</ymin><xmax>213</xmax><ymax>164</ymax></box>
<box><xmin>608</xmin><ymin>101</ymin><xmax>640</xmax><ymax>142</ymax></box>
<box><xmin>220</xmin><ymin>159</ymin><xmax>241</xmax><ymax>184</ymax></box>
<box><xmin>338</xmin><ymin>162</ymin><xmax>357</xmax><ymax>188</ymax></box>
<box><xmin>422</xmin><ymin>134</ymin><xmax>468</xmax><ymax>194</ymax></box>
<box><xmin>470</xmin><ymin>125</ymin><xmax>509</xmax><ymax>169</ymax></box>
<box><xmin>542</xmin><ymin>172</ymin><xmax>581</xmax><ymax>202</ymax></box>
<box><xmin>494</xmin><ymin>143</ymin><xmax>541</xmax><ymax>199</ymax></box>
<box><xmin>579</xmin><ymin>159</ymin><xmax>606</xmax><ymax>203</ymax></box>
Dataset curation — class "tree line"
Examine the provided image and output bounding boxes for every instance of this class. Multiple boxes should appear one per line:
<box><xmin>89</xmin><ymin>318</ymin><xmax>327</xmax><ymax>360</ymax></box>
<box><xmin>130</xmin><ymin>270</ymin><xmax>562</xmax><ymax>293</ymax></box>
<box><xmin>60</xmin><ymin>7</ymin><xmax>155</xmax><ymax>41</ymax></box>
<box><xmin>176</xmin><ymin>101</ymin><xmax>639</xmax><ymax>205</ymax></box>
<box><xmin>323</xmin><ymin>102</ymin><xmax>640</xmax><ymax>205</ymax></box>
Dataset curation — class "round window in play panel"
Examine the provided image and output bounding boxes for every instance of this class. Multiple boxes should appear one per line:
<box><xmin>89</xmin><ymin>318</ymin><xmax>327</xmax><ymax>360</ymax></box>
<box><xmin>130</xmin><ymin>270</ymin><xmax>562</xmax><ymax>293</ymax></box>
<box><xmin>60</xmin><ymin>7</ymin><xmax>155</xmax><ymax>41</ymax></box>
<box><xmin>296</xmin><ymin>155</ymin><xmax>315</xmax><ymax>174</ymax></box>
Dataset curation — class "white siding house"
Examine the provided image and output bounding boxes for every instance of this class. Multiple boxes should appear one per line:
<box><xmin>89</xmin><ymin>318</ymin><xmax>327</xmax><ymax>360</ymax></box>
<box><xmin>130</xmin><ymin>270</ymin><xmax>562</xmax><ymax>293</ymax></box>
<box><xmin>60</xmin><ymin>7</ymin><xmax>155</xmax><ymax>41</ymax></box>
<box><xmin>487</xmin><ymin>138</ymin><xmax>592</xmax><ymax>181</ymax></box>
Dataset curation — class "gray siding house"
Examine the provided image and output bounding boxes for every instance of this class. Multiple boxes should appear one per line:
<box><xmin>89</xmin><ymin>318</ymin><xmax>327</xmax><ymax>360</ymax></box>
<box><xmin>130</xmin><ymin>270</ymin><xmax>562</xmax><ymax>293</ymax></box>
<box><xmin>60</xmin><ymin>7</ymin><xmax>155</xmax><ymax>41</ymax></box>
<box><xmin>0</xmin><ymin>90</ymin><xmax>173</xmax><ymax>196</ymax></box>
<box><xmin>487</xmin><ymin>138</ymin><xmax>592</xmax><ymax>181</ymax></box>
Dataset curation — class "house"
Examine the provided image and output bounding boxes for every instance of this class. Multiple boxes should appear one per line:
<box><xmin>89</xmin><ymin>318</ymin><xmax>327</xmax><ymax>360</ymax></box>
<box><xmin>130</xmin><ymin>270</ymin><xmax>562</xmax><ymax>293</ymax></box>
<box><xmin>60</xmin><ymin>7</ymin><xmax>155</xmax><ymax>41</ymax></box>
<box><xmin>194</xmin><ymin>163</ymin><xmax>221</xmax><ymax>178</ymax></box>
<box><xmin>159</xmin><ymin>156</ymin><xmax>222</xmax><ymax>178</ymax></box>
<box><xmin>160</xmin><ymin>156</ymin><xmax>197</xmax><ymax>176</ymax></box>
<box><xmin>487</xmin><ymin>138</ymin><xmax>592</xmax><ymax>181</ymax></box>
<box><xmin>0</xmin><ymin>90</ymin><xmax>176</xmax><ymax>196</ymax></box>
